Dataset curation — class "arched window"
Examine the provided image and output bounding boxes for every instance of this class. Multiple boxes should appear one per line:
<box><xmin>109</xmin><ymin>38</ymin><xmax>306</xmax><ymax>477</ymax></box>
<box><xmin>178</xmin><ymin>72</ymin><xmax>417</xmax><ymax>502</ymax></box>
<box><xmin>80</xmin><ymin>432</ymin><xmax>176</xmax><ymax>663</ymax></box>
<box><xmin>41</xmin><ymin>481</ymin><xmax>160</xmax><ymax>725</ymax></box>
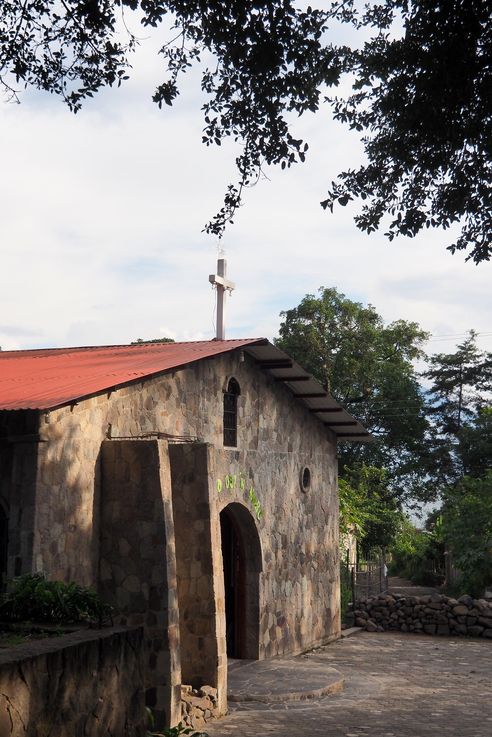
<box><xmin>223</xmin><ymin>378</ymin><xmax>240</xmax><ymax>447</ymax></box>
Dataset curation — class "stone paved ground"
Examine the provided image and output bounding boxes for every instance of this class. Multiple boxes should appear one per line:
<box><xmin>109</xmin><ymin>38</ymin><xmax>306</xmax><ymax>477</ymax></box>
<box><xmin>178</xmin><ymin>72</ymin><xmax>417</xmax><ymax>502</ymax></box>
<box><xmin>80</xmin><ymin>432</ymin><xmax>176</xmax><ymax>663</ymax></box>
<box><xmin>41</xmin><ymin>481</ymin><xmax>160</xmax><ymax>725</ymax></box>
<box><xmin>206</xmin><ymin>632</ymin><xmax>492</xmax><ymax>737</ymax></box>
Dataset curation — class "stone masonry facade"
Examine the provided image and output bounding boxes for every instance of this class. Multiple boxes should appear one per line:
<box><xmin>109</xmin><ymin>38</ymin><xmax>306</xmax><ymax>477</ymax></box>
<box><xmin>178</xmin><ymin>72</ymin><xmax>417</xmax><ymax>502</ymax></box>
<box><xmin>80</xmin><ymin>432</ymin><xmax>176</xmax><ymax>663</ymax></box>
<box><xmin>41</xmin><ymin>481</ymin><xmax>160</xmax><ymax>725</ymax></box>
<box><xmin>0</xmin><ymin>348</ymin><xmax>341</xmax><ymax>727</ymax></box>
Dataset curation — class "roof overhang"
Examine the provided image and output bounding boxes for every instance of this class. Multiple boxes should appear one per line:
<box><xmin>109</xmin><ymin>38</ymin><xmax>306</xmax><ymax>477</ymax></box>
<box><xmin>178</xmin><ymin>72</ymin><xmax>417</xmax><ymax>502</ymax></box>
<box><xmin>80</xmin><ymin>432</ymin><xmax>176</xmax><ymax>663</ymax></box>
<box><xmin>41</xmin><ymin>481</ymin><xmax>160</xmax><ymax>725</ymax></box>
<box><xmin>243</xmin><ymin>342</ymin><xmax>370</xmax><ymax>443</ymax></box>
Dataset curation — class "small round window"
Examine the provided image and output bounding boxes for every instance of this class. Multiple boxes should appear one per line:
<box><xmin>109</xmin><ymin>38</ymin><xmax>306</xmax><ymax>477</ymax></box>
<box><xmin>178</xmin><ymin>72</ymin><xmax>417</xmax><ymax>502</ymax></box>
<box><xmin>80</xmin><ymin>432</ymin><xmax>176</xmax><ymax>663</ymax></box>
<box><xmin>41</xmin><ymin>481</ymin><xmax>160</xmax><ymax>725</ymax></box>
<box><xmin>300</xmin><ymin>467</ymin><xmax>311</xmax><ymax>493</ymax></box>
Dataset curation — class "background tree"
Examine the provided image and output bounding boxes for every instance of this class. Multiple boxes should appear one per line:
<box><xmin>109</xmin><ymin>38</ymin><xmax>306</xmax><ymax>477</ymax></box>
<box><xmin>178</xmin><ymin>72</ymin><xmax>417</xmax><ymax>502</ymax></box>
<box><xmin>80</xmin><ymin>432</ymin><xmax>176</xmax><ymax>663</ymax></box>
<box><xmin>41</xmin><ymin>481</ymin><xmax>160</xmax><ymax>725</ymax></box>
<box><xmin>388</xmin><ymin>515</ymin><xmax>445</xmax><ymax>587</ymax></box>
<box><xmin>423</xmin><ymin>331</ymin><xmax>492</xmax><ymax>486</ymax></box>
<box><xmin>458</xmin><ymin>408</ymin><xmax>492</xmax><ymax>478</ymax></box>
<box><xmin>1</xmin><ymin>1</ymin><xmax>491</xmax><ymax>259</ymax></box>
<box><xmin>441</xmin><ymin>473</ymin><xmax>492</xmax><ymax>596</ymax></box>
<box><xmin>275</xmin><ymin>286</ymin><xmax>430</xmax><ymax>500</ymax></box>
<box><xmin>341</xmin><ymin>465</ymin><xmax>403</xmax><ymax>556</ymax></box>
<box><xmin>324</xmin><ymin>0</ymin><xmax>492</xmax><ymax>263</ymax></box>
<box><xmin>421</xmin><ymin>334</ymin><xmax>492</xmax><ymax>594</ymax></box>
<box><xmin>131</xmin><ymin>337</ymin><xmax>175</xmax><ymax>344</ymax></box>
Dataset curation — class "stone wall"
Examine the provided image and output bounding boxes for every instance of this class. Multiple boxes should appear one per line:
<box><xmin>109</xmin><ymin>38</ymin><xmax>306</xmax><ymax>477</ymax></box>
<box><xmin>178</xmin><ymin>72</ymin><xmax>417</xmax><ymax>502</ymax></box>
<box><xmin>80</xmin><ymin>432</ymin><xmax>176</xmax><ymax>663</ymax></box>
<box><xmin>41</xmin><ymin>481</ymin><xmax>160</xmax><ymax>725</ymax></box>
<box><xmin>169</xmin><ymin>443</ymin><xmax>227</xmax><ymax>715</ymax></box>
<box><xmin>211</xmin><ymin>444</ymin><xmax>340</xmax><ymax>658</ymax></box>
<box><xmin>0</xmin><ymin>626</ymin><xmax>145</xmax><ymax>737</ymax></box>
<box><xmin>99</xmin><ymin>439</ymin><xmax>182</xmax><ymax>728</ymax></box>
<box><xmin>354</xmin><ymin>592</ymin><xmax>492</xmax><ymax>637</ymax></box>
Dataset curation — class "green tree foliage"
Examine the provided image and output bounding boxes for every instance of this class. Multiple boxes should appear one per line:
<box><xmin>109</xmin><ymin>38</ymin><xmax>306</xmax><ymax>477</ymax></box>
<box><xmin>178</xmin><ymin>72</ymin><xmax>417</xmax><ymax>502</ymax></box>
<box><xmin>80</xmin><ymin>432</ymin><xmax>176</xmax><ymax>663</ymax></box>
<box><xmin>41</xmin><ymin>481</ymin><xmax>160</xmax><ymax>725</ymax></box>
<box><xmin>459</xmin><ymin>408</ymin><xmax>492</xmax><ymax>478</ymax></box>
<box><xmin>131</xmin><ymin>337</ymin><xmax>175</xmax><ymax>344</ymax></box>
<box><xmin>389</xmin><ymin>516</ymin><xmax>444</xmax><ymax>587</ymax></box>
<box><xmin>275</xmin><ymin>287</ymin><xmax>429</xmax><ymax>499</ymax></box>
<box><xmin>340</xmin><ymin>465</ymin><xmax>403</xmax><ymax>555</ymax></box>
<box><xmin>324</xmin><ymin>0</ymin><xmax>492</xmax><ymax>263</ymax></box>
<box><xmin>441</xmin><ymin>473</ymin><xmax>492</xmax><ymax>596</ymax></box>
<box><xmin>423</xmin><ymin>334</ymin><xmax>492</xmax><ymax>594</ymax></box>
<box><xmin>1</xmin><ymin>2</ymin><xmax>490</xmax><ymax>259</ymax></box>
<box><xmin>424</xmin><ymin>331</ymin><xmax>492</xmax><ymax>485</ymax></box>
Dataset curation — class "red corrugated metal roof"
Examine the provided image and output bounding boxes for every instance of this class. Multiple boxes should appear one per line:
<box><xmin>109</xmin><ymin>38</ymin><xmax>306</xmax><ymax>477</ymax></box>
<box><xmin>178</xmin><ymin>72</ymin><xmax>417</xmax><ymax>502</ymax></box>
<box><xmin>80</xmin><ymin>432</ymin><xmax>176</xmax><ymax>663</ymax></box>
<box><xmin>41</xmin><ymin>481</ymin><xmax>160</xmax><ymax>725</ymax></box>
<box><xmin>0</xmin><ymin>339</ymin><xmax>265</xmax><ymax>411</ymax></box>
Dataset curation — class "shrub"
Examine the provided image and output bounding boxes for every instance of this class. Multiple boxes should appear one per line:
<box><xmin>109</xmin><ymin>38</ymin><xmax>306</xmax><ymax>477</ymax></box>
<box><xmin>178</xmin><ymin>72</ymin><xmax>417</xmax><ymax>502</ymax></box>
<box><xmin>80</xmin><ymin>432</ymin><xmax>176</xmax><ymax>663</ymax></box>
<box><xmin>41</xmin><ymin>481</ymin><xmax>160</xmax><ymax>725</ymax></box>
<box><xmin>0</xmin><ymin>573</ymin><xmax>113</xmax><ymax>625</ymax></box>
<box><xmin>340</xmin><ymin>564</ymin><xmax>352</xmax><ymax>622</ymax></box>
<box><xmin>389</xmin><ymin>516</ymin><xmax>444</xmax><ymax>586</ymax></box>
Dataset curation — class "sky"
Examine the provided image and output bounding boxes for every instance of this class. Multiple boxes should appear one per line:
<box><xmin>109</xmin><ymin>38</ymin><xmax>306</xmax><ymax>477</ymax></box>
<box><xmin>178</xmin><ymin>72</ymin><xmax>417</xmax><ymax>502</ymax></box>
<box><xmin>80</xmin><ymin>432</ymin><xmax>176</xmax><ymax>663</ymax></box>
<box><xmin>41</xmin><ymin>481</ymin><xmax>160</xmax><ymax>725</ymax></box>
<box><xmin>0</xmin><ymin>9</ymin><xmax>490</xmax><ymax>361</ymax></box>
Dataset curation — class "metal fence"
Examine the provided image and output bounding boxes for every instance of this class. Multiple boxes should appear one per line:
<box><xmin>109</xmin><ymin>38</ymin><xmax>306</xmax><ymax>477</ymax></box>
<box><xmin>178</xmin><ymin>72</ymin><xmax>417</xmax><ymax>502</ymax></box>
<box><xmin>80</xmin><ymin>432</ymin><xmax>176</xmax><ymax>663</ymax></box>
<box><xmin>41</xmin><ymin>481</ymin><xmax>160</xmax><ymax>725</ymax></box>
<box><xmin>343</xmin><ymin>549</ymin><xmax>388</xmax><ymax>604</ymax></box>
<box><xmin>352</xmin><ymin>558</ymin><xmax>388</xmax><ymax>599</ymax></box>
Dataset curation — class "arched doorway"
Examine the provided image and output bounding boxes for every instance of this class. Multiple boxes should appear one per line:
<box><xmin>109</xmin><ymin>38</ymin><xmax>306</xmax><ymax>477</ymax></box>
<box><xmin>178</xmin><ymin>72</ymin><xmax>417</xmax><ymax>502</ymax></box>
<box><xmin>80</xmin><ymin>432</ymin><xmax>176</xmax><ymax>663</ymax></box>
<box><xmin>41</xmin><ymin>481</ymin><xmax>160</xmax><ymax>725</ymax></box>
<box><xmin>0</xmin><ymin>503</ymin><xmax>8</xmax><ymax>590</ymax></box>
<box><xmin>220</xmin><ymin>503</ymin><xmax>262</xmax><ymax>659</ymax></box>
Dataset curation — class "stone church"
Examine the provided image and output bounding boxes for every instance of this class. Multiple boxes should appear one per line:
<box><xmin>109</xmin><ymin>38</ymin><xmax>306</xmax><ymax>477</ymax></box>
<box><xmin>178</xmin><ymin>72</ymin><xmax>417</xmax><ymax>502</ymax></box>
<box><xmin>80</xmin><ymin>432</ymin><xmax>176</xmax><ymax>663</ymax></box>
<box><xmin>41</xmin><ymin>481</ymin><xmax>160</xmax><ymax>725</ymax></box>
<box><xmin>0</xmin><ymin>338</ymin><xmax>368</xmax><ymax>725</ymax></box>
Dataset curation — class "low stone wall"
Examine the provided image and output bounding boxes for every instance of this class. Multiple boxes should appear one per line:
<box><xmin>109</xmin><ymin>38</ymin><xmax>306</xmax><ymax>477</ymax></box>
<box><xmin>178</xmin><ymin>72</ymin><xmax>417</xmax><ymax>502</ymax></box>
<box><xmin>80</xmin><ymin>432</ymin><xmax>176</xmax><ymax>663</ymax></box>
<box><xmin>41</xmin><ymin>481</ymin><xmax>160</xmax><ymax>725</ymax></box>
<box><xmin>354</xmin><ymin>593</ymin><xmax>492</xmax><ymax>637</ymax></box>
<box><xmin>180</xmin><ymin>684</ymin><xmax>220</xmax><ymax>730</ymax></box>
<box><xmin>0</xmin><ymin>626</ymin><xmax>145</xmax><ymax>737</ymax></box>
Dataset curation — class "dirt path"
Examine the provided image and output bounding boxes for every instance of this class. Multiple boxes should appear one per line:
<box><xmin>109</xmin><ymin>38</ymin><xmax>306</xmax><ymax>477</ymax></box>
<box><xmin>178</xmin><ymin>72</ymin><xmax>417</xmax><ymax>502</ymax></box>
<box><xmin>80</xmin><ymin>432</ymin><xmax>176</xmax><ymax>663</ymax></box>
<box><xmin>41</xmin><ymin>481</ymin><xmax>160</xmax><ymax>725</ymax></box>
<box><xmin>387</xmin><ymin>575</ymin><xmax>439</xmax><ymax>597</ymax></box>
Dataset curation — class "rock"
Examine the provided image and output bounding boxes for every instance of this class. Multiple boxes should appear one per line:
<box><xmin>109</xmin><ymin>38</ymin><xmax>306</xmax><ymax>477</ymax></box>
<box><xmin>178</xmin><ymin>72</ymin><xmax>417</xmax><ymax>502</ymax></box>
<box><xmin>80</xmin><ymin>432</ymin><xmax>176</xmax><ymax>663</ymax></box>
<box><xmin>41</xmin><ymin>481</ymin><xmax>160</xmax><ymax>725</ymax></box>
<box><xmin>467</xmin><ymin>625</ymin><xmax>484</xmax><ymax>637</ymax></box>
<box><xmin>453</xmin><ymin>605</ymin><xmax>469</xmax><ymax>616</ymax></box>
<box><xmin>366</xmin><ymin>620</ymin><xmax>378</xmax><ymax>632</ymax></box>
<box><xmin>199</xmin><ymin>686</ymin><xmax>218</xmax><ymax>701</ymax></box>
<box><xmin>482</xmin><ymin>629</ymin><xmax>492</xmax><ymax>639</ymax></box>
<box><xmin>423</xmin><ymin>624</ymin><xmax>437</xmax><ymax>635</ymax></box>
<box><xmin>437</xmin><ymin>625</ymin><xmax>450</xmax><ymax>636</ymax></box>
<box><xmin>458</xmin><ymin>594</ymin><xmax>474</xmax><ymax>607</ymax></box>
<box><xmin>478</xmin><ymin>616</ymin><xmax>492</xmax><ymax>628</ymax></box>
<box><xmin>356</xmin><ymin>617</ymin><xmax>368</xmax><ymax>627</ymax></box>
<box><xmin>184</xmin><ymin>696</ymin><xmax>210</xmax><ymax>710</ymax></box>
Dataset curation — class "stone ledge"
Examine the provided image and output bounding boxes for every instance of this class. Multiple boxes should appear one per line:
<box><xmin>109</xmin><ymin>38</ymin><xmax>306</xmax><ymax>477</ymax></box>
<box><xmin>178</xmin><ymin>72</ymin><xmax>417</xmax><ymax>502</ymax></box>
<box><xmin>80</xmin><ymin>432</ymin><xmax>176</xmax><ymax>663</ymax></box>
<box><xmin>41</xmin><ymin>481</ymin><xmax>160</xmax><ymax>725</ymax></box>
<box><xmin>227</xmin><ymin>658</ymin><xmax>344</xmax><ymax>703</ymax></box>
<box><xmin>340</xmin><ymin>626</ymin><xmax>363</xmax><ymax>639</ymax></box>
<box><xmin>0</xmin><ymin>624</ymin><xmax>138</xmax><ymax>665</ymax></box>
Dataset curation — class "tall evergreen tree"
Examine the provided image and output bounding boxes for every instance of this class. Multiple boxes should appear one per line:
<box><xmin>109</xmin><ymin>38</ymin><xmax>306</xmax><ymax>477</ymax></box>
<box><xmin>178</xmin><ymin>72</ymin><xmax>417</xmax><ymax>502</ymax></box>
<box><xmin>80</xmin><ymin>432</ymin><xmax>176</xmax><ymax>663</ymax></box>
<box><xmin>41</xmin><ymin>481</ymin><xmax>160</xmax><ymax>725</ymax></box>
<box><xmin>424</xmin><ymin>331</ymin><xmax>492</xmax><ymax>483</ymax></box>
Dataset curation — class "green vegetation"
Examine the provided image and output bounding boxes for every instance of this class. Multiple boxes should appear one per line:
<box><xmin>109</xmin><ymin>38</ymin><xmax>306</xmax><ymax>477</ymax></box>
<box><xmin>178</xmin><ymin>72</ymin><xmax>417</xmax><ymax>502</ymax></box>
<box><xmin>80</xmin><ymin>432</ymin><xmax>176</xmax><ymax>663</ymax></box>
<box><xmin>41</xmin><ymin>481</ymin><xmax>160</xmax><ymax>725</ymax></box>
<box><xmin>276</xmin><ymin>286</ymin><xmax>429</xmax><ymax>503</ymax></box>
<box><xmin>0</xmin><ymin>573</ymin><xmax>113</xmax><ymax>625</ymax></box>
<box><xmin>388</xmin><ymin>516</ymin><xmax>444</xmax><ymax>588</ymax></box>
<box><xmin>441</xmin><ymin>473</ymin><xmax>492</xmax><ymax>597</ymax></box>
<box><xmin>340</xmin><ymin>465</ymin><xmax>404</xmax><ymax>557</ymax></box>
<box><xmin>131</xmin><ymin>338</ymin><xmax>175</xmax><ymax>345</ymax></box>
<box><xmin>146</xmin><ymin>710</ymin><xmax>208</xmax><ymax>737</ymax></box>
<box><xmin>278</xmin><ymin>289</ymin><xmax>492</xmax><ymax>596</ymax></box>
<box><xmin>339</xmin><ymin>564</ymin><xmax>352</xmax><ymax>623</ymax></box>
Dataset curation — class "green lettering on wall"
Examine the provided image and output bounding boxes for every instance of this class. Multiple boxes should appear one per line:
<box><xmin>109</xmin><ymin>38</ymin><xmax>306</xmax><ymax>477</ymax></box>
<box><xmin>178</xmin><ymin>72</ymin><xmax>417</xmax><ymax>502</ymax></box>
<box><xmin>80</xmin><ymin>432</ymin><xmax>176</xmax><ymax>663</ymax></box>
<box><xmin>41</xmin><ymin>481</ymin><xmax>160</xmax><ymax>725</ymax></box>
<box><xmin>215</xmin><ymin>470</ymin><xmax>263</xmax><ymax>520</ymax></box>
